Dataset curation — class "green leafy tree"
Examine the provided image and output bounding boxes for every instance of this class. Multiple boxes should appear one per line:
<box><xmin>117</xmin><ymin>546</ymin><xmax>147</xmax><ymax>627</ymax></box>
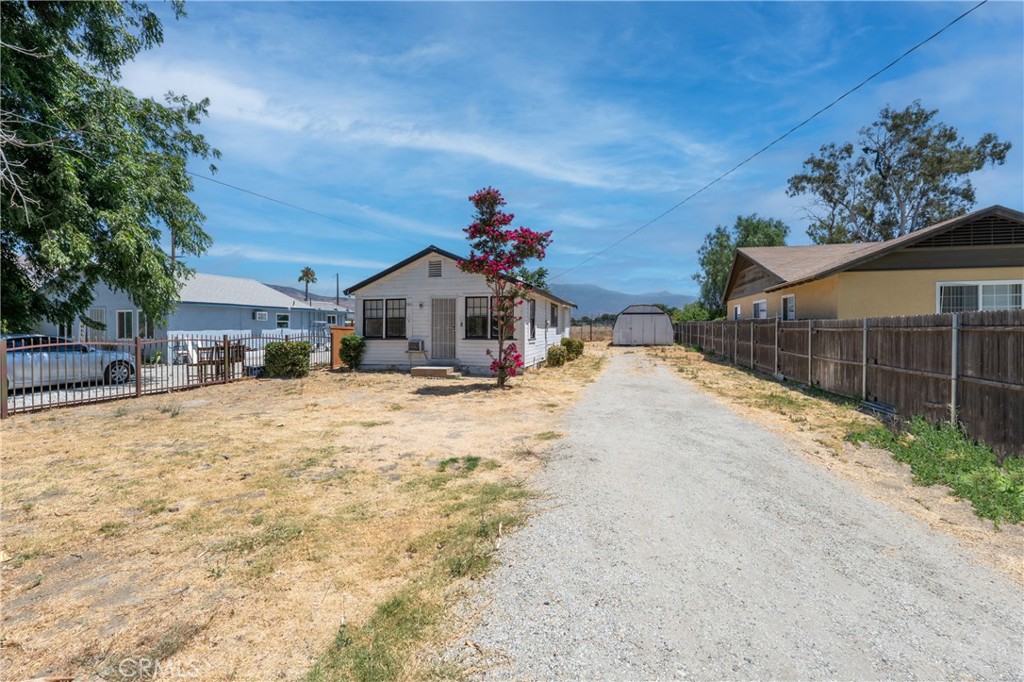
<box><xmin>787</xmin><ymin>101</ymin><xmax>1011</xmax><ymax>243</ymax></box>
<box><xmin>675</xmin><ymin>301</ymin><xmax>711</xmax><ymax>322</ymax></box>
<box><xmin>1</xmin><ymin>1</ymin><xmax>218</xmax><ymax>333</ymax></box>
<box><xmin>299</xmin><ymin>267</ymin><xmax>317</xmax><ymax>301</ymax></box>
<box><xmin>692</xmin><ymin>214</ymin><xmax>789</xmax><ymax>317</ymax></box>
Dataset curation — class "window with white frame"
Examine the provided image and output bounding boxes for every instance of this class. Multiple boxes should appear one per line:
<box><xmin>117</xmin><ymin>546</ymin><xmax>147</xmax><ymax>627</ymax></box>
<box><xmin>86</xmin><ymin>307</ymin><xmax>106</xmax><ymax>341</ymax></box>
<box><xmin>937</xmin><ymin>281</ymin><xmax>1023</xmax><ymax>313</ymax></box>
<box><xmin>528</xmin><ymin>299</ymin><xmax>536</xmax><ymax>340</ymax></box>
<box><xmin>138</xmin><ymin>312</ymin><xmax>155</xmax><ymax>339</ymax></box>
<box><xmin>781</xmin><ymin>295</ymin><xmax>796</xmax><ymax>321</ymax></box>
<box><xmin>752</xmin><ymin>300</ymin><xmax>768</xmax><ymax>319</ymax></box>
<box><xmin>276</xmin><ymin>313</ymin><xmax>290</xmax><ymax>329</ymax></box>
<box><xmin>326</xmin><ymin>314</ymin><xmax>337</xmax><ymax>325</ymax></box>
<box><xmin>466</xmin><ymin>296</ymin><xmax>490</xmax><ymax>339</ymax></box>
<box><xmin>733</xmin><ymin>304</ymin><xmax>741</xmax><ymax>320</ymax></box>
<box><xmin>116</xmin><ymin>310</ymin><xmax>134</xmax><ymax>339</ymax></box>
<box><xmin>363</xmin><ymin>299</ymin><xmax>406</xmax><ymax>338</ymax></box>
<box><xmin>58</xmin><ymin>321</ymin><xmax>75</xmax><ymax>339</ymax></box>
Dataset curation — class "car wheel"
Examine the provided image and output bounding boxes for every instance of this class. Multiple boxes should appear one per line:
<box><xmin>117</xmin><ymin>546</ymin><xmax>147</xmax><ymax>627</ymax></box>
<box><xmin>105</xmin><ymin>360</ymin><xmax>133</xmax><ymax>385</ymax></box>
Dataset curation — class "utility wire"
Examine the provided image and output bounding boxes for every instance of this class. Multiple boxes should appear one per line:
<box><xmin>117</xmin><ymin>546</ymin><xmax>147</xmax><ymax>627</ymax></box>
<box><xmin>547</xmin><ymin>0</ymin><xmax>989</xmax><ymax>283</ymax></box>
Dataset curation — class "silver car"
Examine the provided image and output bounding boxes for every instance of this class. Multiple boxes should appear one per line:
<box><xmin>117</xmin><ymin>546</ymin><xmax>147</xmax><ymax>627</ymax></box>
<box><xmin>4</xmin><ymin>334</ymin><xmax>136</xmax><ymax>391</ymax></box>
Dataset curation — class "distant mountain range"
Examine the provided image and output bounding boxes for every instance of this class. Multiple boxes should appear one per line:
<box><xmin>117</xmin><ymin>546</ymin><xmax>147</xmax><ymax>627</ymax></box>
<box><xmin>547</xmin><ymin>283</ymin><xmax>695</xmax><ymax>318</ymax></box>
<box><xmin>265</xmin><ymin>284</ymin><xmax>354</xmax><ymax>307</ymax></box>
<box><xmin>266</xmin><ymin>281</ymin><xmax>693</xmax><ymax>318</ymax></box>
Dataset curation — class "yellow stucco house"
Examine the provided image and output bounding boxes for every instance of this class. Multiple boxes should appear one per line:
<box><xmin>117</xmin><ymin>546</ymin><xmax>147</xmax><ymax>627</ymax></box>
<box><xmin>724</xmin><ymin>205</ymin><xmax>1024</xmax><ymax>321</ymax></box>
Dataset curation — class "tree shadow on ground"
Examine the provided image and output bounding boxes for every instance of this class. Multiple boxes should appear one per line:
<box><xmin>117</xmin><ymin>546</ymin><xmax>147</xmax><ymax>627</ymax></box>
<box><xmin>413</xmin><ymin>383</ymin><xmax>501</xmax><ymax>397</ymax></box>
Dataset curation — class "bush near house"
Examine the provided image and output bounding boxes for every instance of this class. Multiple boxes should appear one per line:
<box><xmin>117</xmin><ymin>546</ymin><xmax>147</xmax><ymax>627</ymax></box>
<box><xmin>339</xmin><ymin>334</ymin><xmax>366</xmax><ymax>370</ymax></box>
<box><xmin>264</xmin><ymin>341</ymin><xmax>312</xmax><ymax>378</ymax></box>
<box><xmin>546</xmin><ymin>346</ymin><xmax>567</xmax><ymax>367</ymax></box>
<box><xmin>561</xmin><ymin>337</ymin><xmax>584</xmax><ymax>361</ymax></box>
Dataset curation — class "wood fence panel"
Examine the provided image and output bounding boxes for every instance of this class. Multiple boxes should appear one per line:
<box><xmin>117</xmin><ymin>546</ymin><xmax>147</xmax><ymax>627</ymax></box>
<box><xmin>680</xmin><ymin>310</ymin><xmax>1022</xmax><ymax>459</ymax></box>
<box><xmin>778</xmin><ymin>321</ymin><xmax>809</xmax><ymax>383</ymax></box>
<box><xmin>812</xmin><ymin>321</ymin><xmax>863</xmax><ymax>397</ymax></box>
<box><xmin>753</xmin><ymin>321</ymin><xmax>776</xmax><ymax>374</ymax></box>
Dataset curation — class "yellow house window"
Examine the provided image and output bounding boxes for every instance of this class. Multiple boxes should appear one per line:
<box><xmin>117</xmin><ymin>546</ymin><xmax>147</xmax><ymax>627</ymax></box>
<box><xmin>753</xmin><ymin>300</ymin><xmax>768</xmax><ymax>319</ymax></box>
<box><xmin>937</xmin><ymin>281</ymin><xmax>1023</xmax><ymax>313</ymax></box>
<box><xmin>782</xmin><ymin>295</ymin><xmax>796</xmax><ymax>321</ymax></box>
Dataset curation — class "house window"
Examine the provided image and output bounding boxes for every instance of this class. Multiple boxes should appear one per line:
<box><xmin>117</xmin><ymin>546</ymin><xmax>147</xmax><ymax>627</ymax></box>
<box><xmin>938</xmin><ymin>281</ymin><xmax>1023</xmax><ymax>313</ymax></box>
<box><xmin>552</xmin><ymin>303</ymin><xmax>562</xmax><ymax>333</ymax></box>
<box><xmin>528</xmin><ymin>300</ymin><xmax>536</xmax><ymax>340</ymax></box>
<box><xmin>385</xmin><ymin>299</ymin><xmax>407</xmax><ymax>338</ymax></box>
<box><xmin>86</xmin><ymin>307</ymin><xmax>106</xmax><ymax>341</ymax></box>
<box><xmin>364</xmin><ymin>300</ymin><xmax>384</xmax><ymax>338</ymax></box>
<box><xmin>138</xmin><ymin>312</ymin><xmax>155</xmax><ymax>339</ymax></box>
<box><xmin>326</xmin><ymin>314</ymin><xmax>337</xmax><ymax>325</ymax></box>
<box><xmin>58</xmin><ymin>321</ymin><xmax>75</xmax><ymax>339</ymax></box>
<box><xmin>752</xmin><ymin>300</ymin><xmax>768</xmax><ymax>319</ymax></box>
<box><xmin>733</xmin><ymin>304</ymin><xmax>741</xmax><ymax>320</ymax></box>
<box><xmin>428</xmin><ymin>260</ymin><xmax>442</xmax><ymax>278</ymax></box>
<box><xmin>115</xmin><ymin>310</ymin><xmax>134</xmax><ymax>339</ymax></box>
<box><xmin>781</xmin><ymin>295</ymin><xmax>796</xmax><ymax>321</ymax></box>
<box><xmin>550</xmin><ymin>303</ymin><xmax>558</xmax><ymax>332</ymax></box>
<box><xmin>276</xmin><ymin>313</ymin><xmax>290</xmax><ymax>329</ymax></box>
<box><xmin>466</xmin><ymin>296</ymin><xmax>490</xmax><ymax>339</ymax></box>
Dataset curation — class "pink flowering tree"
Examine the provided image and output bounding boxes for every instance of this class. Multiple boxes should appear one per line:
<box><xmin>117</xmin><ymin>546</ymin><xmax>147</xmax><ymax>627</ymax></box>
<box><xmin>458</xmin><ymin>187</ymin><xmax>552</xmax><ymax>388</ymax></box>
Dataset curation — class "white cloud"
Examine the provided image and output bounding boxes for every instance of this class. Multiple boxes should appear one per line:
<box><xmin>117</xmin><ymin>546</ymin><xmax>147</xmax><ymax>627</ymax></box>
<box><xmin>207</xmin><ymin>244</ymin><xmax>389</xmax><ymax>270</ymax></box>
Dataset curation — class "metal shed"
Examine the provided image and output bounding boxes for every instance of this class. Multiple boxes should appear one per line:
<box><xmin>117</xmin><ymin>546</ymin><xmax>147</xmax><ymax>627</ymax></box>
<box><xmin>612</xmin><ymin>305</ymin><xmax>674</xmax><ymax>346</ymax></box>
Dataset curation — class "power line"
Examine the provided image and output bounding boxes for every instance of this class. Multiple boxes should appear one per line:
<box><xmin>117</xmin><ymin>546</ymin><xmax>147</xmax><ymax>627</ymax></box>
<box><xmin>2</xmin><ymin>112</ymin><xmax>423</xmax><ymax>248</ymax></box>
<box><xmin>547</xmin><ymin>0</ymin><xmax>989</xmax><ymax>283</ymax></box>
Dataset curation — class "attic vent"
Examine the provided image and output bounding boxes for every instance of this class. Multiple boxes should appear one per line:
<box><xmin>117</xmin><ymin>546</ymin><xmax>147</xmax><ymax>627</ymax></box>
<box><xmin>428</xmin><ymin>260</ymin><xmax>442</xmax><ymax>278</ymax></box>
<box><xmin>909</xmin><ymin>216</ymin><xmax>1024</xmax><ymax>248</ymax></box>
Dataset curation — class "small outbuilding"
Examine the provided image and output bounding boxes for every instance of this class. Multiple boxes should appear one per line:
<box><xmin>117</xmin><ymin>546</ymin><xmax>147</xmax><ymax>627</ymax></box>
<box><xmin>612</xmin><ymin>305</ymin><xmax>674</xmax><ymax>346</ymax></box>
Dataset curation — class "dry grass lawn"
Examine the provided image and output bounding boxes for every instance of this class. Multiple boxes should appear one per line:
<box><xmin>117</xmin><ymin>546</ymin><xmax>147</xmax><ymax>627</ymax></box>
<box><xmin>1</xmin><ymin>345</ymin><xmax>607</xmax><ymax>681</ymax></box>
<box><xmin>647</xmin><ymin>344</ymin><xmax>1024</xmax><ymax>586</ymax></box>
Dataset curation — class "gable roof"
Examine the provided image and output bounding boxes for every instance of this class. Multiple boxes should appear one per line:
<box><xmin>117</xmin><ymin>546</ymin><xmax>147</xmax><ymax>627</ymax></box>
<box><xmin>344</xmin><ymin>245</ymin><xmax>577</xmax><ymax>308</ymax></box>
<box><xmin>727</xmin><ymin>205</ymin><xmax>1024</xmax><ymax>300</ymax></box>
<box><xmin>179</xmin><ymin>273</ymin><xmax>306</xmax><ymax>309</ymax></box>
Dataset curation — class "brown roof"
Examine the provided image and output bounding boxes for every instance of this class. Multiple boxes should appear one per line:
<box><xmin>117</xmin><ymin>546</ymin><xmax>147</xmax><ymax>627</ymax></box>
<box><xmin>731</xmin><ymin>205</ymin><xmax>1024</xmax><ymax>297</ymax></box>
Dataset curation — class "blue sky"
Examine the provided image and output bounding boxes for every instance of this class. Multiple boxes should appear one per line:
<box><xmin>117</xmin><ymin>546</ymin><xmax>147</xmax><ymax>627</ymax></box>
<box><xmin>123</xmin><ymin>1</ymin><xmax>1024</xmax><ymax>297</ymax></box>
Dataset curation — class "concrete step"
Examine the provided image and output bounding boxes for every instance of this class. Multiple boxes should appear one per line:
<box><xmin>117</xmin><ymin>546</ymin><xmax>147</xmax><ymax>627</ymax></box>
<box><xmin>410</xmin><ymin>365</ymin><xmax>462</xmax><ymax>379</ymax></box>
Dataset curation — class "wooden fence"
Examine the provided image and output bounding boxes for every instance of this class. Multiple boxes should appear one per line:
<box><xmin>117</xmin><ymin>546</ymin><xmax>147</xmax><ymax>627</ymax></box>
<box><xmin>570</xmin><ymin>324</ymin><xmax>613</xmax><ymax>342</ymax></box>
<box><xmin>677</xmin><ymin>310</ymin><xmax>1023</xmax><ymax>461</ymax></box>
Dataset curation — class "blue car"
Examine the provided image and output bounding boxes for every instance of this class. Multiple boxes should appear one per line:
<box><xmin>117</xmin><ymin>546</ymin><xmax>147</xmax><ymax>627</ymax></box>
<box><xmin>3</xmin><ymin>334</ymin><xmax>136</xmax><ymax>391</ymax></box>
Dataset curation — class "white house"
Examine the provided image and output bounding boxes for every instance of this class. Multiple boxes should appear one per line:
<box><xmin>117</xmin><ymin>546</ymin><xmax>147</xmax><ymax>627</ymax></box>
<box><xmin>343</xmin><ymin>245</ymin><xmax>576</xmax><ymax>374</ymax></box>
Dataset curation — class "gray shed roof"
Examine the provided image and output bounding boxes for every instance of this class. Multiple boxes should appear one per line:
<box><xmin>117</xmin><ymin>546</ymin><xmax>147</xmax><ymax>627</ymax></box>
<box><xmin>618</xmin><ymin>304</ymin><xmax>670</xmax><ymax>315</ymax></box>
<box><xmin>179</xmin><ymin>273</ymin><xmax>303</xmax><ymax>309</ymax></box>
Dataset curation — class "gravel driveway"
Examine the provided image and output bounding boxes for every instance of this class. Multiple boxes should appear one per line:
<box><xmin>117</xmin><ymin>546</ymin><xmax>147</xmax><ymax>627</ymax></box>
<box><xmin>460</xmin><ymin>351</ymin><xmax>1023</xmax><ymax>680</ymax></box>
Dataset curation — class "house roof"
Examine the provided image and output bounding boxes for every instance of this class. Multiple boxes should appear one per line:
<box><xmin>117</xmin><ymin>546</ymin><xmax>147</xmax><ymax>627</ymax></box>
<box><xmin>618</xmin><ymin>304</ymin><xmax>670</xmax><ymax>315</ymax></box>
<box><xmin>728</xmin><ymin>205</ymin><xmax>1024</xmax><ymax>299</ymax></box>
<box><xmin>179</xmin><ymin>273</ymin><xmax>306</xmax><ymax>309</ymax></box>
<box><xmin>344</xmin><ymin>245</ymin><xmax>577</xmax><ymax>308</ymax></box>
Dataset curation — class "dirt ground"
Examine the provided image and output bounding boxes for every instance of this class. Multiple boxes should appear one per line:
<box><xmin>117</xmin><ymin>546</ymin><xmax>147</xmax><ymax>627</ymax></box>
<box><xmin>646</xmin><ymin>344</ymin><xmax>1024</xmax><ymax>586</ymax></box>
<box><xmin>0</xmin><ymin>347</ymin><xmax>607</xmax><ymax>681</ymax></box>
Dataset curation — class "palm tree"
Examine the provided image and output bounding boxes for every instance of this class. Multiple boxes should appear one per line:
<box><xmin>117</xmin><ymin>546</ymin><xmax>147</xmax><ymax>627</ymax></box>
<box><xmin>298</xmin><ymin>267</ymin><xmax>317</xmax><ymax>301</ymax></box>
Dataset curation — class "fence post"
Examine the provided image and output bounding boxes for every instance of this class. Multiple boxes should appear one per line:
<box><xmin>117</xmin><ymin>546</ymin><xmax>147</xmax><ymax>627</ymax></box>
<box><xmin>774</xmin><ymin>316</ymin><xmax>780</xmax><ymax>376</ymax></box>
<box><xmin>861</xmin><ymin>319</ymin><xmax>868</xmax><ymax>401</ymax></box>
<box><xmin>749</xmin><ymin>320</ymin><xmax>754</xmax><ymax>368</ymax></box>
<box><xmin>951</xmin><ymin>313</ymin><xmax>960</xmax><ymax>425</ymax></box>
<box><xmin>0</xmin><ymin>342</ymin><xmax>8</xmax><ymax>419</ymax></box>
<box><xmin>807</xmin><ymin>320</ymin><xmax>814</xmax><ymax>386</ymax></box>
<box><xmin>135</xmin><ymin>336</ymin><xmax>142</xmax><ymax>398</ymax></box>
<box><xmin>733</xmin><ymin>321</ymin><xmax>738</xmax><ymax>363</ymax></box>
<box><xmin>223</xmin><ymin>334</ymin><xmax>230</xmax><ymax>384</ymax></box>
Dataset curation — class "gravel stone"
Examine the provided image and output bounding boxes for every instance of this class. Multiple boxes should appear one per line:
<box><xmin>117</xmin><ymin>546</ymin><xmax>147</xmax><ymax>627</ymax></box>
<box><xmin>459</xmin><ymin>352</ymin><xmax>1024</xmax><ymax>680</ymax></box>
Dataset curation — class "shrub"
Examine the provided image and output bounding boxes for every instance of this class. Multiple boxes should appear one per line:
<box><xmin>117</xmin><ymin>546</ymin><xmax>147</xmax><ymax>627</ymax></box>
<box><xmin>546</xmin><ymin>346</ymin><xmax>567</xmax><ymax>367</ymax></box>
<box><xmin>560</xmin><ymin>337</ymin><xmax>584</xmax><ymax>360</ymax></box>
<box><xmin>264</xmin><ymin>341</ymin><xmax>311</xmax><ymax>378</ymax></box>
<box><xmin>338</xmin><ymin>334</ymin><xmax>366</xmax><ymax>370</ymax></box>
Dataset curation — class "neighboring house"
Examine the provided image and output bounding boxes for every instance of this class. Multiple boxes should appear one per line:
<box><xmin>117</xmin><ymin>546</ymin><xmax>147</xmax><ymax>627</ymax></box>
<box><xmin>36</xmin><ymin>272</ymin><xmax>344</xmax><ymax>341</ymax></box>
<box><xmin>343</xmin><ymin>245</ymin><xmax>576</xmax><ymax>373</ymax></box>
<box><xmin>612</xmin><ymin>305</ymin><xmax>674</xmax><ymax>346</ymax></box>
<box><xmin>724</xmin><ymin>205</ymin><xmax>1024</xmax><ymax>321</ymax></box>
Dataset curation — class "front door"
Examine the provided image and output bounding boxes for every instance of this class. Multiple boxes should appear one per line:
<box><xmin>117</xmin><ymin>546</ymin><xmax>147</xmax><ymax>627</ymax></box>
<box><xmin>431</xmin><ymin>298</ymin><xmax>456</xmax><ymax>360</ymax></box>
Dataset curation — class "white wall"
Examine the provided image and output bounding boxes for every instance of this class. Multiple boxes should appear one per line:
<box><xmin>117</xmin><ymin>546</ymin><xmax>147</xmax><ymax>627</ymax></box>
<box><xmin>352</xmin><ymin>252</ymin><xmax>572</xmax><ymax>373</ymax></box>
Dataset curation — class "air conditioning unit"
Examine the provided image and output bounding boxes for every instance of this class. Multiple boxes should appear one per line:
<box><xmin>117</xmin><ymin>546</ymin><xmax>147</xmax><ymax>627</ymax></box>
<box><xmin>253</xmin><ymin>311</ymin><xmax>268</xmax><ymax>321</ymax></box>
<box><xmin>408</xmin><ymin>339</ymin><xmax>425</xmax><ymax>352</ymax></box>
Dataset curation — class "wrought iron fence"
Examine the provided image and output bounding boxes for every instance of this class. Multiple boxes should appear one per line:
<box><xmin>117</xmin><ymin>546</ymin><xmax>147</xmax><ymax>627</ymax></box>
<box><xmin>1</xmin><ymin>333</ymin><xmax>332</xmax><ymax>417</ymax></box>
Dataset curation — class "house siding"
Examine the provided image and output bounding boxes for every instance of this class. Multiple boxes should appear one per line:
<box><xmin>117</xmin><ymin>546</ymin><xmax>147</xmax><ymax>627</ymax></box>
<box><xmin>728</xmin><ymin>277</ymin><xmax>839</xmax><ymax>320</ymax></box>
<box><xmin>351</xmin><ymin>253</ymin><xmax>571</xmax><ymax>373</ymax></box>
